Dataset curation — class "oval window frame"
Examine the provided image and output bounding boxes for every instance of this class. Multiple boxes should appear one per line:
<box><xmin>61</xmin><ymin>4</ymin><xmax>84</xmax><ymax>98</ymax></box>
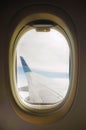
<box><xmin>15</xmin><ymin>25</ymin><xmax>70</xmax><ymax>111</ymax></box>
<box><xmin>9</xmin><ymin>5</ymin><xmax>78</xmax><ymax>124</ymax></box>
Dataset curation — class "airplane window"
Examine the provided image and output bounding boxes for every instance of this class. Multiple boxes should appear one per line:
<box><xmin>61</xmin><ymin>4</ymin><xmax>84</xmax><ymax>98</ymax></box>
<box><xmin>16</xmin><ymin>27</ymin><xmax>69</xmax><ymax>110</ymax></box>
<box><xmin>9</xmin><ymin>12</ymin><xmax>78</xmax><ymax>123</ymax></box>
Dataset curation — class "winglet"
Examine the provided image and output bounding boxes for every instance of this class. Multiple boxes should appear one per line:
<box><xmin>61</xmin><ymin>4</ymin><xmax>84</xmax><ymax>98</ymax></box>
<box><xmin>20</xmin><ymin>56</ymin><xmax>31</xmax><ymax>73</ymax></box>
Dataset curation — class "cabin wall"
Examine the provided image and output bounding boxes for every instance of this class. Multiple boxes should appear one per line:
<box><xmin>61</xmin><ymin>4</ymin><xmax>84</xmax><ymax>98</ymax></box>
<box><xmin>0</xmin><ymin>0</ymin><xmax>86</xmax><ymax>130</ymax></box>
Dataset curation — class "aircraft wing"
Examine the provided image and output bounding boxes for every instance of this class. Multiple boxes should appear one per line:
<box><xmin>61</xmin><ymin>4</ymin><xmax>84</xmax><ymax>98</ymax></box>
<box><xmin>20</xmin><ymin>56</ymin><xmax>65</xmax><ymax>104</ymax></box>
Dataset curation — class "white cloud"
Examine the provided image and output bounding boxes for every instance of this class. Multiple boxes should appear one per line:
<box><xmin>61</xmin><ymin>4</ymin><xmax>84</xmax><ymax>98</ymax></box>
<box><xmin>17</xmin><ymin>29</ymin><xmax>69</xmax><ymax>72</ymax></box>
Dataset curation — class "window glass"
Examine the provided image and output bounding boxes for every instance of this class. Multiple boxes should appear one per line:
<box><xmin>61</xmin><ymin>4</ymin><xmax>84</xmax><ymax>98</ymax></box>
<box><xmin>16</xmin><ymin>28</ymin><xmax>69</xmax><ymax>108</ymax></box>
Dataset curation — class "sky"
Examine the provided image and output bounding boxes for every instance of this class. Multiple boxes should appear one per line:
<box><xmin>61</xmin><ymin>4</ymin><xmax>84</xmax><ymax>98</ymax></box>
<box><xmin>17</xmin><ymin>28</ymin><xmax>69</xmax><ymax>73</ymax></box>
